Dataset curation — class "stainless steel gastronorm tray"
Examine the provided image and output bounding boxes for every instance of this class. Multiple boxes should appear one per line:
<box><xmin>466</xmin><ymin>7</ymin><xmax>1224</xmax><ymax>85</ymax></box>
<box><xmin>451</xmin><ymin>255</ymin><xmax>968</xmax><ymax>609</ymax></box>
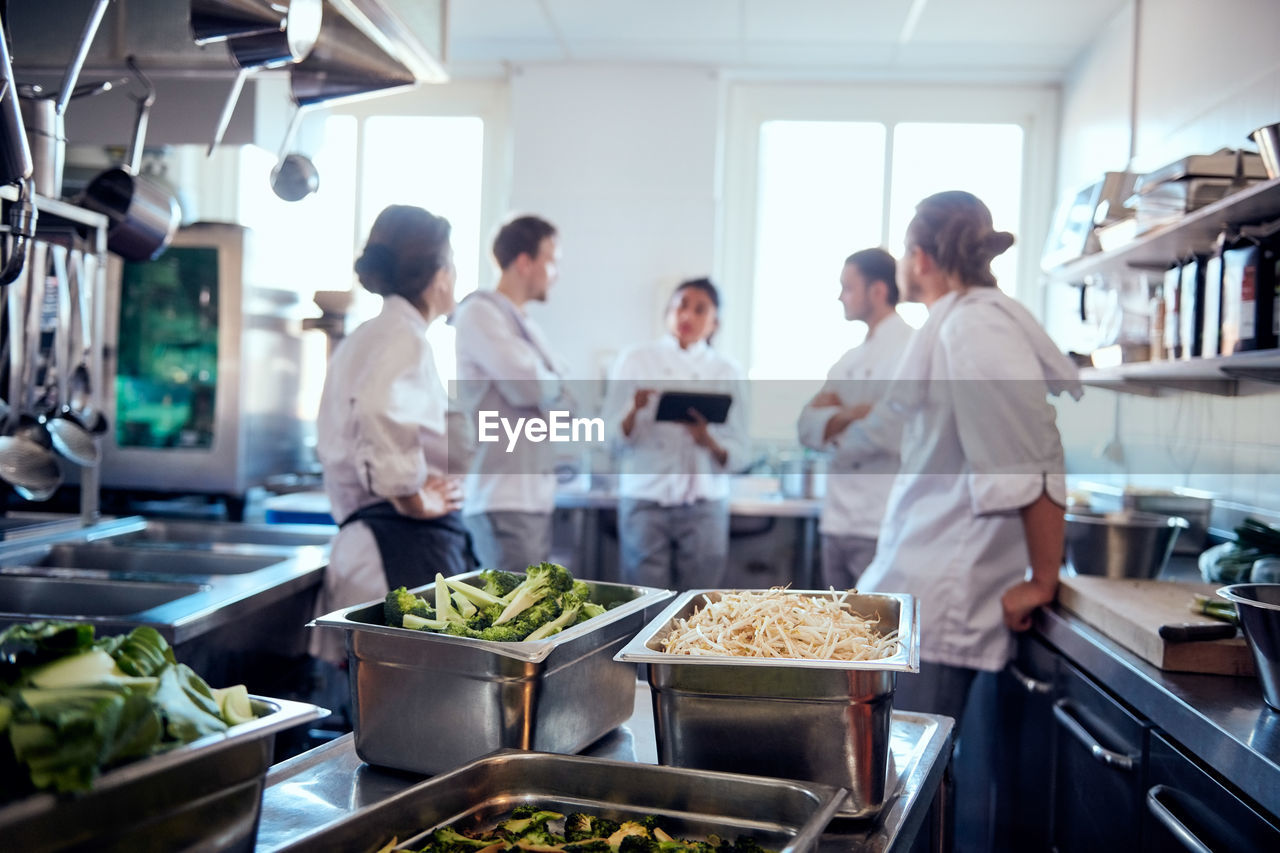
<box><xmin>0</xmin><ymin>696</ymin><xmax>327</xmax><ymax>853</ymax></box>
<box><xmin>311</xmin><ymin>572</ymin><xmax>673</xmax><ymax>775</ymax></box>
<box><xmin>271</xmin><ymin>749</ymin><xmax>847</xmax><ymax>853</ymax></box>
<box><xmin>615</xmin><ymin>589</ymin><xmax>920</xmax><ymax>819</ymax></box>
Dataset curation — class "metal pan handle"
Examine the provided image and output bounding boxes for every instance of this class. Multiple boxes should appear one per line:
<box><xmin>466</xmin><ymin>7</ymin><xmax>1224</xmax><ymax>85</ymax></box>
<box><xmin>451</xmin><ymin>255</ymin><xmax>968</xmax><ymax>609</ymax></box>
<box><xmin>1052</xmin><ymin>697</ymin><xmax>1138</xmax><ymax>771</ymax></box>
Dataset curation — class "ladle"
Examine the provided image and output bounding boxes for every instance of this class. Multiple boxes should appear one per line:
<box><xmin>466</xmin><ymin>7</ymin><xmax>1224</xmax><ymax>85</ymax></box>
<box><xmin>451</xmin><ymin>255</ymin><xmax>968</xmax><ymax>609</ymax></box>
<box><xmin>43</xmin><ymin>247</ymin><xmax>99</xmax><ymax>467</ymax></box>
<box><xmin>61</xmin><ymin>250</ymin><xmax>107</xmax><ymax>433</ymax></box>
<box><xmin>0</xmin><ymin>243</ymin><xmax>63</xmax><ymax>498</ymax></box>
<box><xmin>269</xmin><ymin>106</ymin><xmax>318</xmax><ymax>201</ymax></box>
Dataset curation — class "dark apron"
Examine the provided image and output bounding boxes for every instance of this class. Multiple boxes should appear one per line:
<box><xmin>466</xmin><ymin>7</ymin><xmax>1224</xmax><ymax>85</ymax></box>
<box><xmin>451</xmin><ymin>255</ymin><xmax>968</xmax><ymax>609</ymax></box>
<box><xmin>340</xmin><ymin>502</ymin><xmax>478</xmax><ymax>590</ymax></box>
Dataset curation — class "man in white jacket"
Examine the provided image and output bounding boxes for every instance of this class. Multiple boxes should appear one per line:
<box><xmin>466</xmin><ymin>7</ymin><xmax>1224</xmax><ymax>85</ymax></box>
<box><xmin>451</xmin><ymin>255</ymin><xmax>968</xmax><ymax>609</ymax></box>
<box><xmin>797</xmin><ymin>248</ymin><xmax>913</xmax><ymax>589</ymax></box>
<box><xmin>453</xmin><ymin>215</ymin><xmax>568</xmax><ymax>572</ymax></box>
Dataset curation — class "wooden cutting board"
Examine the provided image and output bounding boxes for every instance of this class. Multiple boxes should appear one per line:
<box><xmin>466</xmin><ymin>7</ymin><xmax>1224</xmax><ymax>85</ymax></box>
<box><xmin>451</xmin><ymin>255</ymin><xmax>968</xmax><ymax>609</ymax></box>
<box><xmin>1057</xmin><ymin>575</ymin><xmax>1255</xmax><ymax>676</ymax></box>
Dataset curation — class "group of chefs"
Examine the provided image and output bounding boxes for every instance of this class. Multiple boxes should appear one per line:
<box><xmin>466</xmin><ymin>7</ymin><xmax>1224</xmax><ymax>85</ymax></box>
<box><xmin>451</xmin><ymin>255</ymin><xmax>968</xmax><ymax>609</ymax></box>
<box><xmin>310</xmin><ymin>189</ymin><xmax>1082</xmax><ymax>727</ymax></box>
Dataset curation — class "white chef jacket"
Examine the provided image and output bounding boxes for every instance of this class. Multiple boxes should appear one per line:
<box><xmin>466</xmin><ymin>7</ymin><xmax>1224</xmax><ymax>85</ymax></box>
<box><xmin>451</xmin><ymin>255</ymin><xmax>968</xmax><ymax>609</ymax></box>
<box><xmin>452</xmin><ymin>290</ymin><xmax>569</xmax><ymax>515</ymax></box>
<box><xmin>856</xmin><ymin>288</ymin><xmax>1081</xmax><ymax>672</ymax></box>
<box><xmin>603</xmin><ymin>336</ymin><xmax>750</xmax><ymax>505</ymax></box>
<box><xmin>310</xmin><ymin>293</ymin><xmax>452</xmax><ymax>662</ymax></box>
<box><xmin>797</xmin><ymin>312</ymin><xmax>914</xmax><ymax>538</ymax></box>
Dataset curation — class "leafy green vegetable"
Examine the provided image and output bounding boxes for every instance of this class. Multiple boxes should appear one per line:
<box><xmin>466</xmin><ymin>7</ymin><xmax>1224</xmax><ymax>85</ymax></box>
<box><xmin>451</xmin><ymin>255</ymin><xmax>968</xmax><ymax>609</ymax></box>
<box><xmin>0</xmin><ymin>621</ymin><xmax>95</xmax><ymax>671</ymax></box>
<box><xmin>152</xmin><ymin>664</ymin><xmax>228</xmax><ymax>742</ymax></box>
<box><xmin>107</xmin><ymin>626</ymin><xmax>175</xmax><ymax>677</ymax></box>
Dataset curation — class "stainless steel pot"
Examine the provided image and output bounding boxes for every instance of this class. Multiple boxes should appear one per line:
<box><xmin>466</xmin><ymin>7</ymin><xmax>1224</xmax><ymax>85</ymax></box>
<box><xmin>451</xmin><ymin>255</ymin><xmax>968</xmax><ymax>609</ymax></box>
<box><xmin>1250</xmin><ymin>122</ymin><xmax>1280</xmax><ymax>181</ymax></box>
<box><xmin>78</xmin><ymin>60</ymin><xmax>181</xmax><ymax>262</ymax></box>
<box><xmin>1064</xmin><ymin>510</ymin><xmax>1189</xmax><ymax>579</ymax></box>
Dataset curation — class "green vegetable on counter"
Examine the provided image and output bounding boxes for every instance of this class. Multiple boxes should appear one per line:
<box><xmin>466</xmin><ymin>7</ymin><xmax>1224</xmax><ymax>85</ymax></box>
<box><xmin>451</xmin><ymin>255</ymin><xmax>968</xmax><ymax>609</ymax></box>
<box><xmin>384</xmin><ymin>564</ymin><xmax>613</xmax><ymax>642</ymax></box>
<box><xmin>0</xmin><ymin>620</ymin><xmax>258</xmax><ymax>799</ymax></box>
<box><xmin>398</xmin><ymin>805</ymin><xmax>776</xmax><ymax>853</ymax></box>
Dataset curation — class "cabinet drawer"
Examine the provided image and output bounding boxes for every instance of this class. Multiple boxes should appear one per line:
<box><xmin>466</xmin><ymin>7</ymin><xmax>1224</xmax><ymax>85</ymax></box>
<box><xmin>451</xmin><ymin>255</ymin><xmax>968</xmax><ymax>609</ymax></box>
<box><xmin>1052</xmin><ymin>660</ymin><xmax>1147</xmax><ymax>853</ymax></box>
<box><xmin>1143</xmin><ymin>730</ymin><xmax>1280</xmax><ymax>852</ymax></box>
<box><xmin>994</xmin><ymin>634</ymin><xmax>1058</xmax><ymax>851</ymax></box>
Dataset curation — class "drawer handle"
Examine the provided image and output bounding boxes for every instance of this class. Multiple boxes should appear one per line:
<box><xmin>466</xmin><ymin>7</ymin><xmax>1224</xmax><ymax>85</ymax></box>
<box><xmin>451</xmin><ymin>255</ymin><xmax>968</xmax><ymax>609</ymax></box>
<box><xmin>1052</xmin><ymin>698</ymin><xmax>1137</xmax><ymax>771</ymax></box>
<box><xmin>1146</xmin><ymin>785</ymin><xmax>1213</xmax><ymax>853</ymax></box>
<box><xmin>1008</xmin><ymin>662</ymin><xmax>1052</xmax><ymax>695</ymax></box>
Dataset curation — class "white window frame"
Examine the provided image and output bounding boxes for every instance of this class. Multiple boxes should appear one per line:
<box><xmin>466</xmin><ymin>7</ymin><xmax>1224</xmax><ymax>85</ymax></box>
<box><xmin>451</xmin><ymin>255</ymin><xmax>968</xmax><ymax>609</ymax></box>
<box><xmin>716</xmin><ymin>82</ymin><xmax>1060</xmax><ymax>372</ymax></box>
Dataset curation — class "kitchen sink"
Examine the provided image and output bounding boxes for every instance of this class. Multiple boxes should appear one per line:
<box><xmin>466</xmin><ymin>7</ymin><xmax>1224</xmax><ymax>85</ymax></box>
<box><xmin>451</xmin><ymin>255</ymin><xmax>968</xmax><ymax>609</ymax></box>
<box><xmin>0</xmin><ymin>574</ymin><xmax>204</xmax><ymax>617</ymax></box>
<box><xmin>89</xmin><ymin>518</ymin><xmax>335</xmax><ymax>550</ymax></box>
<box><xmin>0</xmin><ymin>543</ymin><xmax>285</xmax><ymax>575</ymax></box>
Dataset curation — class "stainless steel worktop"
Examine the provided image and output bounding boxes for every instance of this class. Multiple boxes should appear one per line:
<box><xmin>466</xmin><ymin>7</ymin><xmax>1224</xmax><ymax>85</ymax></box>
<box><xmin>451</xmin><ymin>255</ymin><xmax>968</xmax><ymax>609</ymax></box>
<box><xmin>555</xmin><ymin>488</ymin><xmax>822</xmax><ymax>518</ymax></box>
<box><xmin>255</xmin><ymin>682</ymin><xmax>954</xmax><ymax>853</ymax></box>
<box><xmin>1036</xmin><ymin>604</ymin><xmax>1280</xmax><ymax>821</ymax></box>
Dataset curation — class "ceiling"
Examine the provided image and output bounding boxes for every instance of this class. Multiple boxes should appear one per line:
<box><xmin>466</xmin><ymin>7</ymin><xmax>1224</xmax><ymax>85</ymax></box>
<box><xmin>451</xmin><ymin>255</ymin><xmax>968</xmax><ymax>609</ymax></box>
<box><xmin>444</xmin><ymin>0</ymin><xmax>1131</xmax><ymax>81</ymax></box>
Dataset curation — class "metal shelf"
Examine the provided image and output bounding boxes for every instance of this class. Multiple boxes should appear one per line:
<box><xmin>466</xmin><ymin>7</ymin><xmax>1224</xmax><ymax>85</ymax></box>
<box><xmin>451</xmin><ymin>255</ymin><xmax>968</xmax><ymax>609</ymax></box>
<box><xmin>1047</xmin><ymin>177</ymin><xmax>1280</xmax><ymax>284</ymax></box>
<box><xmin>1080</xmin><ymin>349</ymin><xmax>1280</xmax><ymax>396</ymax></box>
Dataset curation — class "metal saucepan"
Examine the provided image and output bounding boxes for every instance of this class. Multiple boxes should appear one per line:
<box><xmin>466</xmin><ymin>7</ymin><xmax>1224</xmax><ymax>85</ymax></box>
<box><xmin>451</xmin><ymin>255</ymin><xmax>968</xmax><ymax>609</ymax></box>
<box><xmin>78</xmin><ymin>57</ymin><xmax>181</xmax><ymax>262</ymax></box>
<box><xmin>195</xmin><ymin>0</ymin><xmax>323</xmax><ymax>154</ymax></box>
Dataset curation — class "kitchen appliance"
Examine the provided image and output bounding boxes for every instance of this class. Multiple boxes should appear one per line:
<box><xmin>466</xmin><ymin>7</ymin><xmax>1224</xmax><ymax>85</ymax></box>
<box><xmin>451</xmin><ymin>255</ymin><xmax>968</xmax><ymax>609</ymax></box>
<box><xmin>311</xmin><ymin>573</ymin><xmax>673</xmax><ymax>776</ymax></box>
<box><xmin>265</xmin><ymin>750</ymin><xmax>846</xmax><ymax>853</ymax></box>
<box><xmin>1042</xmin><ymin>172</ymin><xmax>1137</xmax><ymax>270</ymax></box>
<box><xmin>616</xmin><ymin>589</ymin><xmax>919</xmax><ymax>818</ymax></box>
<box><xmin>1057</xmin><ymin>575</ymin><xmax>1254</xmax><ymax>675</ymax></box>
<box><xmin>95</xmin><ymin>222</ymin><xmax>309</xmax><ymax>518</ymax></box>
<box><xmin>1216</xmin><ymin>583</ymin><xmax>1280</xmax><ymax>710</ymax></box>
<box><xmin>1064</xmin><ymin>509</ymin><xmax>1188</xmax><ymax>578</ymax></box>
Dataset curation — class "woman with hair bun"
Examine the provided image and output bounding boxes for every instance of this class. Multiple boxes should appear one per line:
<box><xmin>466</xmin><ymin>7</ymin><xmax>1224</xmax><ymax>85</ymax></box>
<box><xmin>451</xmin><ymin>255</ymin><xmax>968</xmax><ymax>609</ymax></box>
<box><xmin>845</xmin><ymin>190</ymin><xmax>1081</xmax><ymax>725</ymax></box>
<box><xmin>311</xmin><ymin>204</ymin><xmax>474</xmax><ymax>665</ymax></box>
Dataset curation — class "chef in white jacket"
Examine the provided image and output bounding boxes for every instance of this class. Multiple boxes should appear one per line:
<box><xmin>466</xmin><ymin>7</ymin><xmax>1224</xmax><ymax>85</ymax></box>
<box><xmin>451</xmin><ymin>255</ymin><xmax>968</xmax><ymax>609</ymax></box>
<box><xmin>452</xmin><ymin>215</ymin><xmax>568</xmax><ymax>572</ymax></box>
<box><xmin>311</xmin><ymin>204</ymin><xmax>471</xmax><ymax>666</ymax></box>
<box><xmin>797</xmin><ymin>248</ymin><xmax>914</xmax><ymax>589</ymax></box>
<box><xmin>845</xmin><ymin>191</ymin><xmax>1080</xmax><ymax>726</ymax></box>
<box><xmin>603</xmin><ymin>278</ymin><xmax>750</xmax><ymax>589</ymax></box>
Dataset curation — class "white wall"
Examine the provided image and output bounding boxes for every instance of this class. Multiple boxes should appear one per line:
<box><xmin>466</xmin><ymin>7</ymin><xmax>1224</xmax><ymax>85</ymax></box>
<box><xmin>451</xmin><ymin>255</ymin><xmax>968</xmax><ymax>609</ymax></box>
<box><xmin>1055</xmin><ymin>0</ymin><xmax>1280</xmax><ymax>509</ymax></box>
<box><xmin>505</xmin><ymin>64</ymin><xmax>723</xmax><ymax>381</ymax></box>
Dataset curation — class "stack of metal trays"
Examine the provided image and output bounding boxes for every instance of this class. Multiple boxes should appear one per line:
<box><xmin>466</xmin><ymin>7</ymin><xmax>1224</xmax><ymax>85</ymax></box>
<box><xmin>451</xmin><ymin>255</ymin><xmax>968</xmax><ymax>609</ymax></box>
<box><xmin>1128</xmin><ymin>150</ymin><xmax>1270</xmax><ymax>233</ymax></box>
<box><xmin>269</xmin><ymin>749</ymin><xmax>847</xmax><ymax>853</ymax></box>
<box><xmin>0</xmin><ymin>696</ymin><xmax>326</xmax><ymax>853</ymax></box>
<box><xmin>310</xmin><ymin>573</ymin><xmax>673</xmax><ymax>775</ymax></box>
<box><xmin>615</xmin><ymin>589</ymin><xmax>920</xmax><ymax>819</ymax></box>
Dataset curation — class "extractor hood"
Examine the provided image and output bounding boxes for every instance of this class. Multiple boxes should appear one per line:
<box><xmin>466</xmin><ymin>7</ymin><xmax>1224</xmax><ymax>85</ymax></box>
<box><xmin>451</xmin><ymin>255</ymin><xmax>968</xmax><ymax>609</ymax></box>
<box><xmin>5</xmin><ymin>0</ymin><xmax>445</xmax><ymax>82</ymax></box>
<box><xmin>3</xmin><ymin>0</ymin><xmax>446</xmax><ymax>147</ymax></box>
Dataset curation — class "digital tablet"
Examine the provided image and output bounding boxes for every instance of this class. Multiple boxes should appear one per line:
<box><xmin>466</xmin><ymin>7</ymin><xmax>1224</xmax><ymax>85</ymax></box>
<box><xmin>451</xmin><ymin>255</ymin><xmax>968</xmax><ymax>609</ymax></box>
<box><xmin>654</xmin><ymin>391</ymin><xmax>733</xmax><ymax>424</ymax></box>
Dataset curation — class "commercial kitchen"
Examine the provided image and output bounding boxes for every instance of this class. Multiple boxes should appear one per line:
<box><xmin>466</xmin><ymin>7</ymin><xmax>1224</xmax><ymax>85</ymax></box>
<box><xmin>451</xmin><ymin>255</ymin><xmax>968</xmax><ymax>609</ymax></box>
<box><xmin>2</xmin><ymin>1</ymin><xmax>1280</xmax><ymax>851</ymax></box>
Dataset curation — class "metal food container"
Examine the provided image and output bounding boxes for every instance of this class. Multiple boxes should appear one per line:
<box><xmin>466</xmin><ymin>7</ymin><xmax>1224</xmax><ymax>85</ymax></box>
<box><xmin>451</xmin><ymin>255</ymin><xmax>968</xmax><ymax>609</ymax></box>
<box><xmin>0</xmin><ymin>696</ymin><xmax>326</xmax><ymax>853</ymax></box>
<box><xmin>311</xmin><ymin>573</ymin><xmax>673</xmax><ymax>775</ymax></box>
<box><xmin>271</xmin><ymin>749</ymin><xmax>846</xmax><ymax>853</ymax></box>
<box><xmin>615</xmin><ymin>589</ymin><xmax>919</xmax><ymax>819</ymax></box>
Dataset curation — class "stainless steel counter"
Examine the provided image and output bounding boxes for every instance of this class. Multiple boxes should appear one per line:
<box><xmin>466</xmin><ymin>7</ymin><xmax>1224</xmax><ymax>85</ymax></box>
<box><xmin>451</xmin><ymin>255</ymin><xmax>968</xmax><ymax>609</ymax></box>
<box><xmin>255</xmin><ymin>681</ymin><xmax>954</xmax><ymax>853</ymax></box>
<box><xmin>555</xmin><ymin>488</ymin><xmax>822</xmax><ymax>518</ymax></box>
<box><xmin>1036</xmin><ymin>604</ymin><xmax>1280</xmax><ymax>821</ymax></box>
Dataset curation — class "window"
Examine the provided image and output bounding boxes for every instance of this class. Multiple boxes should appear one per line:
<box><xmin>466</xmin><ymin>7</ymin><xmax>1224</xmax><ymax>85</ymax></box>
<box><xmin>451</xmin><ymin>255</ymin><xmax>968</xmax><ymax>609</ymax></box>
<box><xmin>748</xmin><ymin>120</ymin><xmax>1025</xmax><ymax>378</ymax></box>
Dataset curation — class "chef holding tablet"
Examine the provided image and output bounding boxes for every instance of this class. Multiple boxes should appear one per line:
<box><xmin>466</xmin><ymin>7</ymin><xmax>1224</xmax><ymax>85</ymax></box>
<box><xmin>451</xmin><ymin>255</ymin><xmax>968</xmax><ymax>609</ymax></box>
<box><xmin>603</xmin><ymin>277</ymin><xmax>749</xmax><ymax>589</ymax></box>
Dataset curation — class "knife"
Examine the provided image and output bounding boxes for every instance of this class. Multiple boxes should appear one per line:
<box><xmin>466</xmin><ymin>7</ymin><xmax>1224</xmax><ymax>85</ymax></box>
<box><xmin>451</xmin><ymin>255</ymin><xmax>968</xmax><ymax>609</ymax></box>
<box><xmin>1158</xmin><ymin>622</ymin><xmax>1239</xmax><ymax>643</ymax></box>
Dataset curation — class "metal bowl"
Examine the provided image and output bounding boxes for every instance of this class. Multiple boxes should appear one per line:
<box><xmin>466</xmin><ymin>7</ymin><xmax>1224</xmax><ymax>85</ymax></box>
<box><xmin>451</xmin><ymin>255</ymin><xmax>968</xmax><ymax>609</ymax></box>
<box><xmin>1063</xmin><ymin>510</ymin><xmax>1189</xmax><ymax>579</ymax></box>
<box><xmin>1217</xmin><ymin>584</ymin><xmax>1280</xmax><ymax>711</ymax></box>
<box><xmin>1250</xmin><ymin>122</ymin><xmax>1280</xmax><ymax>180</ymax></box>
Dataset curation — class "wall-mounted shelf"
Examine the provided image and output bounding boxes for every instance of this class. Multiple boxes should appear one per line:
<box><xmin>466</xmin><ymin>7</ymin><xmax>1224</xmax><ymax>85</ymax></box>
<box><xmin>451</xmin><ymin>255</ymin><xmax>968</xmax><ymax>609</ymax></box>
<box><xmin>1047</xmin><ymin>176</ymin><xmax>1280</xmax><ymax>284</ymax></box>
<box><xmin>1080</xmin><ymin>349</ymin><xmax>1280</xmax><ymax>396</ymax></box>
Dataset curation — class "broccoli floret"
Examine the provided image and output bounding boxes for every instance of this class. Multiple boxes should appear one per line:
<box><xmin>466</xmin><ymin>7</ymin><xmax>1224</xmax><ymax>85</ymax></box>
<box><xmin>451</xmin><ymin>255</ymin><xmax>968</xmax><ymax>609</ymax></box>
<box><xmin>493</xmin><ymin>563</ymin><xmax>573</xmax><ymax>626</ymax></box>
<box><xmin>525</xmin><ymin>595</ymin><xmax>583</xmax><ymax>641</ymax></box>
<box><xmin>570</xmin><ymin>579</ymin><xmax>591</xmax><ymax>600</ymax></box>
<box><xmin>496</xmin><ymin>809</ymin><xmax>564</xmax><ymax>843</ymax></box>
<box><xmin>608</xmin><ymin>822</ymin><xmax>653</xmax><ymax>848</ymax></box>
<box><xmin>619</xmin><ymin>838</ymin><xmax>659</xmax><ymax>853</ymax></box>
<box><xmin>565</xmin><ymin>813</ymin><xmax>618</xmax><ymax>842</ymax></box>
<box><xmin>480</xmin><ymin>569</ymin><xmax>524</xmax><ymax>598</ymax></box>
<box><xmin>564</xmin><ymin>842</ymin><xmax>614</xmax><ymax>853</ymax></box>
<box><xmin>729</xmin><ymin>838</ymin><xmax>769</xmax><ymax>853</ymax></box>
<box><xmin>384</xmin><ymin>587</ymin><xmax>433</xmax><ymax>627</ymax></box>
<box><xmin>575</xmin><ymin>602</ymin><xmax>608</xmax><ymax>624</ymax></box>
<box><xmin>419</xmin><ymin>826</ymin><xmax>495</xmax><ymax>853</ymax></box>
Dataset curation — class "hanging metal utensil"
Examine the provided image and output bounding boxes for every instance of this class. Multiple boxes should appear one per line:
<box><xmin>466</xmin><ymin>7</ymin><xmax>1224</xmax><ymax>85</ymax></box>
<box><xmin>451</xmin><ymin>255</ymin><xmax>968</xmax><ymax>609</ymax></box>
<box><xmin>195</xmin><ymin>0</ymin><xmax>323</xmax><ymax>155</ymax></box>
<box><xmin>0</xmin><ymin>18</ymin><xmax>36</xmax><ymax>287</ymax></box>
<box><xmin>78</xmin><ymin>57</ymin><xmax>182</xmax><ymax>262</ymax></box>
<box><xmin>44</xmin><ymin>248</ymin><xmax>99</xmax><ymax>467</ymax></box>
<box><xmin>269</xmin><ymin>105</ymin><xmax>319</xmax><ymax>201</ymax></box>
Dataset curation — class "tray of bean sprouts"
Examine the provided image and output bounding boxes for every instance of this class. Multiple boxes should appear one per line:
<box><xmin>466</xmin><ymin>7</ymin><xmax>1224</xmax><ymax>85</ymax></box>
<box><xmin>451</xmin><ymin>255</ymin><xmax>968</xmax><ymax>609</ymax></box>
<box><xmin>615</xmin><ymin>587</ymin><xmax>919</xmax><ymax>672</ymax></box>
